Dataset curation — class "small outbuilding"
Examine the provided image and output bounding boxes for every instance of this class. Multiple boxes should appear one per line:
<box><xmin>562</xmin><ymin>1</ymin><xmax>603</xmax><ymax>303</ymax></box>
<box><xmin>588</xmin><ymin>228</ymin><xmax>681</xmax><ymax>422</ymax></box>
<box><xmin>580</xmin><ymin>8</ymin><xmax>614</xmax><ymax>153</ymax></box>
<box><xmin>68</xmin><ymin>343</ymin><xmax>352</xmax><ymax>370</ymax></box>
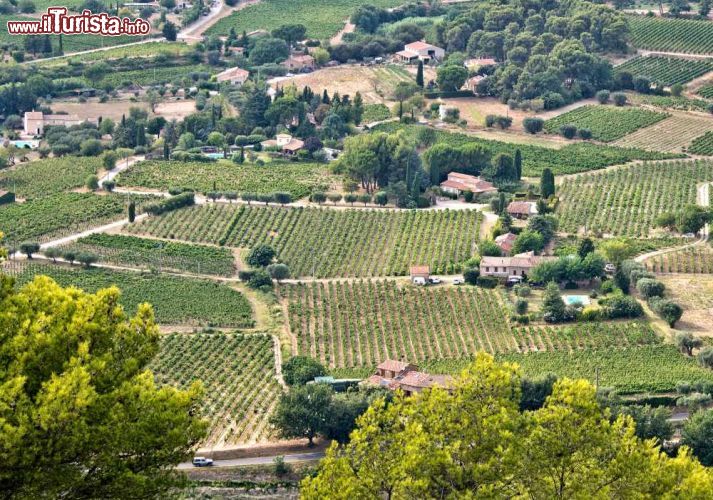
<box><xmin>410</xmin><ymin>265</ymin><xmax>430</xmax><ymax>283</ymax></box>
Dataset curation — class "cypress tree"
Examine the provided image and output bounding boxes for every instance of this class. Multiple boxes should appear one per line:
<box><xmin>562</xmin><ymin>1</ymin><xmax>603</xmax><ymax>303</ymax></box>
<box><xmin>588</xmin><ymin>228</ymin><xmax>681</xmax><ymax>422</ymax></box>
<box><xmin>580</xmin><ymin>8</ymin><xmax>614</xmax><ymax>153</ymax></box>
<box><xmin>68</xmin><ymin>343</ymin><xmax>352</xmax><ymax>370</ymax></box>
<box><xmin>514</xmin><ymin>149</ymin><xmax>522</xmax><ymax>180</ymax></box>
<box><xmin>416</xmin><ymin>61</ymin><xmax>424</xmax><ymax>87</ymax></box>
<box><xmin>540</xmin><ymin>168</ymin><xmax>555</xmax><ymax>198</ymax></box>
<box><xmin>128</xmin><ymin>201</ymin><xmax>136</xmax><ymax>223</ymax></box>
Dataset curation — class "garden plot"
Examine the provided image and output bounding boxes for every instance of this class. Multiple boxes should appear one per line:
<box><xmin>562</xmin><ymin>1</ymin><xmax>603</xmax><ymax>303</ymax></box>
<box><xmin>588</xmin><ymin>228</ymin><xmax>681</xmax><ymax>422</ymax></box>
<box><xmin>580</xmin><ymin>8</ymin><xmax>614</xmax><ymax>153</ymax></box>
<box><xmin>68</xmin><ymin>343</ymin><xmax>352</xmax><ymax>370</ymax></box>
<box><xmin>556</xmin><ymin>160</ymin><xmax>713</xmax><ymax>237</ymax></box>
<box><xmin>613</xmin><ymin>113</ymin><xmax>713</xmax><ymax>153</ymax></box>
<box><xmin>150</xmin><ymin>332</ymin><xmax>281</xmax><ymax>446</ymax></box>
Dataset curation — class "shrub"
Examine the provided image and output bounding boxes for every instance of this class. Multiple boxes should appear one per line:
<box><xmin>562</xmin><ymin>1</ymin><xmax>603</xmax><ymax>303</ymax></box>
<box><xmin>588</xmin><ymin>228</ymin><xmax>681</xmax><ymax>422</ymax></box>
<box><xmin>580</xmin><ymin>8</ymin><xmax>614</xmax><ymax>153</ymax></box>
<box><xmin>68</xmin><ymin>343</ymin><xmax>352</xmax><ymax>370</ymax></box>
<box><xmin>513</xmin><ymin>284</ymin><xmax>531</xmax><ymax>297</ymax></box>
<box><xmin>560</xmin><ymin>124</ymin><xmax>577</xmax><ymax>139</ymax></box>
<box><xmin>596</xmin><ymin>90</ymin><xmax>610</xmax><ymax>104</ymax></box>
<box><xmin>85</xmin><ymin>175</ymin><xmax>99</xmax><ymax>190</ymax></box>
<box><xmin>145</xmin><ymin>192</ymin><xmax>194</xmax><ymax>215</ymax></box>
<box><xmin>650</xmin><ymin>297</ymin><xmax>684</xmax><ymax>328</ymax></box>
<box><xmin>523</xmin><ymin>117</ymin><xmax>544</xmax><ymax>134</ymax></box>
<box><xmin>283</xmin><ymin>356</ymin><xmax>326</xmax><ymax>386</ymax></box>
<box><xmin>637</xmin><ymin>278</ymin><xmax>665</xmax><ymax>299</ymax></box>
<box><xmin>601</xmin><ymin>294</ymin><xmax>643</xmax><ymax>319</ymax></box>
<box><xmin>613</xmin><ymin>92</ymin><xmax>628</xmax><ymax>106</ymax></box>
<box><xmin>247</xmin><ymin>269</ymin><xmax>273</xmax><ymax>290</ymax></box>
<box><xmin>581</xmin><ymin>305</ymin><xmax>604</xmax><ymax>322</ymax></box>
<box><xmin>515</xmin><ymin>298</ymin><xmax>528</xmax><ymax>315</ymax></box>
<box><xmin>578</xmin><ymin>128</ymin><xmax>593</xmax><ymax>140</ymax></box>
<box><xmin>464</xmin><ymin>267</ymin><xmax>479</xmax><ymax>285</ymax></box>
<box><xmin>246</xmin><ymin>244</ymin><xmax>276</xmax><ymax>267</ymax></box>
<box><xmin>476</xmin><ymin>276</ymin><xmax>498</xmax><ymax>288</ymax></box>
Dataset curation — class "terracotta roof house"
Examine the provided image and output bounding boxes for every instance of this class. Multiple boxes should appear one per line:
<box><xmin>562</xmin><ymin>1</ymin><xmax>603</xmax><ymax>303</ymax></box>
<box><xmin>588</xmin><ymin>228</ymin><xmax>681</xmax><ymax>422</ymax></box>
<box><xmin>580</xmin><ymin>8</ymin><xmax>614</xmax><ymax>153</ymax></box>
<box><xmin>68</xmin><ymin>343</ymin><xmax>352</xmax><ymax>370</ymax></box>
<box><xmin>440</xmin><ymin>172</ymin><xmax>497</xmax><ymax>197</ymax></box>
<box><xmin>395</xmin><ymin>41</ymin><xmax>445</xmax><ymax>64</ymax></box>
<box><xmin>480</xmin><ymin>251</ymin><xmax>556</xmax><ymax>278</ymax></box>
<box><xmin>507</xmin><ymin>201</ymin><xmax>538</xmax><ymax>219</ymax></box>
<box><xmin>23</xmin><ymin>111</ymin><xmax>83</xmax><ymax>136</ymax></box>
<box><xmin>216</xmin><ymin>67</ymin><xmax>250</xmax><ymax>86</ymax></box>
<box><xmin>410</xmin><ymin>265</ymin><xmax>430</xmax><ymax>282</ymax></box>
<box><xmin>364</xmin><ymin>360</ymin><xmax>452</xmax><ymax>396</ymax></box>
<box><xmin>465</xmin><ymin>57</ymin><xmax>498</xmax><ymax>68</ymax></box>
<box><xmin>261</xmin><ymin>133</ymin><xmax>304</xmax><ymax>155</ymax></box>
<box><xmin>284</xmin><ymin>54</ymin><xmax>315</xmax><ymax>72</ymax></box>
<box><xmin>465</xmin><ymin>75</ymin><xmax>485</xmax><ymax>93</ymax></box>
<box><xmin>495</xmin><ymin>232</ymin><xmax>517</xmax><ymax>255</ymax></box>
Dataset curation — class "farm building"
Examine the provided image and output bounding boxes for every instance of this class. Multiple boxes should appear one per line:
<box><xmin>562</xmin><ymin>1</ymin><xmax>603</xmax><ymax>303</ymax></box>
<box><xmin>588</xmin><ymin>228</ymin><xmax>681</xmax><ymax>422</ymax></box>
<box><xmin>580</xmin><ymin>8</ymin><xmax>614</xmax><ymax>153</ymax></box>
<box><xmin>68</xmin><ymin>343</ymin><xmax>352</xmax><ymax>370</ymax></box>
<box><xmin>261</xmin><ymin>133</ymin><xmax>304</xmax><ymax>155</ymax></box>
<box><xmin>395</xmin><ymin>41</ymin><xmax>445</xmax><ymax>64</ymax></box>
<box><xmin>410</xmin><ymin>265</ymin><xmax>430</xmax><ymax>283</ymax></box>
<box><xmin>495</xmin><ymin>232</ymin><xmax>517</xmax><ymax>255</ymax></box>
<box><xmin>364</xmin><ymin>360</ymin><xmax>452</xmax><ymax>396</ymax></box>
<box><xmin>23</xmin><ymin>111</ymin><xmax>84</xmax><ymax>136</ymax></box>
<box><xmin>440</xmin><ymin>172</ymin><xmax>497</xmax><ymax>197</ymax></box>
<box><xmin>216</xmin><ymin>67</ymin><xmax>250</xmax><ymax>86</ymax></box>
<box><xmin>284</xmin><ymin>54</ymin><xmax>316</xmax><ymax>72</ymax></box>
<box><xmin>0</xmin><ymin>190</ymin><xmax>15</xmax><ymax>205</ymax></box>
<box><xmin>464</xmin><ymin>75</ymin><xmax>485</xmax><ymax>93</ymax></box>
<box><xmin>507</xmin><ymin>201</ymin><xmax>538</xmax><ymax>219</ymax></box>
<box><xmin>480</xmin><ymin>251</ymin><xmax>555</xmax><ymax>278</ymax></box>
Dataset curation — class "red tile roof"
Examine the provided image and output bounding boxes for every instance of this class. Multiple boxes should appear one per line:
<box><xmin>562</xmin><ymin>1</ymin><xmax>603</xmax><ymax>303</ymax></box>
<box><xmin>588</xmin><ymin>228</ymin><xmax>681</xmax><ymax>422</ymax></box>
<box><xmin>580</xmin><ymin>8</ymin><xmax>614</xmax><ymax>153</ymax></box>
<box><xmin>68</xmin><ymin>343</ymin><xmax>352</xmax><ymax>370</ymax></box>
<box><xmin>410</xmin><ymin>265</ymin><xmax>430</xmax><ymax>276</ymax></box>
<box><xmin>377</xmin><ymin>359</ymin><xmax>412</xmax><ymax>373</ymax></box>
<box><xmin>507</xmin><ymin>201</ymin><xmax>537</xmax><ymax>215</ymax></box>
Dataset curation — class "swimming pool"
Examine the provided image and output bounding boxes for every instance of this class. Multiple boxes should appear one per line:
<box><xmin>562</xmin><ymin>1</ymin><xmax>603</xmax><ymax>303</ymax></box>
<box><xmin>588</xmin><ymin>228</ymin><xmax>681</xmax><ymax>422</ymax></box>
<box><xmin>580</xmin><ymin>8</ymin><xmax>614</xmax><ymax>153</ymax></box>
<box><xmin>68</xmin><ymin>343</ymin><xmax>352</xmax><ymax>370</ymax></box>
<box><xmin>563</xmin><ymin>295</ymin><xmax>590</xmax><ymax>306</ymax></box>
<box><xmin>9</xmin><ymin>140</ymin><xmax>39</xmax><ymax>149</ymax></box>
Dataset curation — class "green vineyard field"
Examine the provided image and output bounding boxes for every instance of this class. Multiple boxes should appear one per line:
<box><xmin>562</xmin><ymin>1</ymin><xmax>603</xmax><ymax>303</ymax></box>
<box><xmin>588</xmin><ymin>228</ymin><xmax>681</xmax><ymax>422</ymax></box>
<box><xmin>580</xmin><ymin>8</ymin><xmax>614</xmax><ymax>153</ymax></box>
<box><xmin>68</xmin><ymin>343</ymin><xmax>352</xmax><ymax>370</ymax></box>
<box><xmin>557</xmin><ymin>160</ymin><xmax>713</xmax><ymax>237</ymax></box>
<box><xmin>5</xmin><ymin>262</ymin><xmax>254</xmax><ymax>328</ymax></box>
<box><xmin>615</xmin><ymin>56</ymin><xmax>713</xmax><ymax>86</ymax></box>
<box><xmin>0</xmin><ymin>157</ymin><xmax>102</xmax><ymax>198</ymax></box>
<box><xmin>150</xmin><ymin>333</ymin><xmax>280</xmax><ymax>445</ymax></box>
<box><xmin>127</xmin><ymin>205</ymin><xmax>482</xmax><ymax>278</ymax></box>
<box><xmin>645</xmin><ymin>245</ymin><xmax>713</xmax><ymax>273</ymax></box>
<box><xmin>116</xmin><ymin>160</ymin><xmax>333</xmax><ymax>199</ymax></box>
<box><xmin>57</xmin><ymin>233</ymin><xmax>236</xmax><ymax>276</ymax></box>
<box><xmin>688</xmin><ymin>131</ymin><xmax>713</xmax><ymax>155</ymax></box>
<box><xmin>628</xmin><ymin>15</ymin><xmax>713</xmax><ymax>54</ymax></box>
<box><xmin>282</xmin><ymin>280</ymin><xmax>660</xmax><ymax>369</ymax></box>
<box><xmin>544</xmin><ymin>105</ymin><xmax>668</xmax><ymax>142</ymax></box>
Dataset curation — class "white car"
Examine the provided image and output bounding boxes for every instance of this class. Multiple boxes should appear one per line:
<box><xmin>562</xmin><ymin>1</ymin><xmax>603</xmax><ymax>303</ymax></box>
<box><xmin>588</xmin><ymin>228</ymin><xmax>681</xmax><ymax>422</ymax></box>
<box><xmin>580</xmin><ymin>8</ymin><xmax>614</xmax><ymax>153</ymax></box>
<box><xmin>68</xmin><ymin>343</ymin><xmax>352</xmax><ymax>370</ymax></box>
<box><xmin>429</xmin><ymin>277</ymin><xmax>442</xmax><ymax>284</ymax></box>
<box><xmin>412</xmin><ymin>277</ymin><xmax>427</xmax><ymax>286</ymax></box>
<box><xmin>452</xmin><ymin>277</ymin><xmax>464</xmax><ymax>285</ymax></box>
<box><xmin>604</xmin><ymin>263</ymin><xmax>616</xmax><ymax>274</ymax></box>
<box><xmin>192</xmin><ymin>457</ymin><xmax>214</xmax><ymax>467</ymax></box>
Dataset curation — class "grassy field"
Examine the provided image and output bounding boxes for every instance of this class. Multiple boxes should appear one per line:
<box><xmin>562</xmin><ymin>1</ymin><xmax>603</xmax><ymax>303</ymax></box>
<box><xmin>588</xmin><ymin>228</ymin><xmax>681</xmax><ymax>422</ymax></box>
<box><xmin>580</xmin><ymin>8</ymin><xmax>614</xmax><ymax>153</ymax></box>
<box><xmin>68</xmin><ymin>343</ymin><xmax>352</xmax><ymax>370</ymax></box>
<box><xmin>612</xmin><ymin>113</ymin><xmax>713</xmax><ymax>153</ymax></box>
<box><xmin>127</xmin><ymin>205</ymin><xmax>482</xmax><ymax>278</ymax></box>
<box><xmin>282</xmin><ymin>280</ymin><xmax>660</xmax><ymax>369</ymax></box>
<box><xmin>557</xmin><ymin>160</ymin><xmax>713</xmax><ymax>237</ymax></box>
<box><xmin>0</xmin><ymin>193</ymin><xmax>131</xmax><ymax>243</ymax></box>
<box><xmin>0</xmin><ymin>157</ymin><xmax>102</xmax><ymax>199</ymax></box>
<box><xmin>657</xmin><ymin>275</ymin><xmax>713</xmax><ymax>334</ymax></box>
<box><xmin>374</xmin><ymin>123</ymin><xmax>681</xmax><ymax>176</ymax></box>
<box><xmin>6</xmin><ymin>262</ymin><xmax>254</xmax><ymax>328</ymax></box>
<box><xmin>627</xmin><ymin>15</ymin><xmax>713</xmax><ymax>55</ymax></box>
<box><xmin>206</xmin><ymin>0</ymin><xmax>405</xmax><ymax>39</ymax></box>
<box><xmin>615</xmin><ymin>56</ymin><xmax>713</xmax><ymax>86</ymax></box>
<box><xmin>270</xmin><ymin>65</ymin><xmax>415</xmax><ymax>104</ymax></box>
<box><xmin>544</xmin><ymin>105</ymin><xmax>668</xmax><ymax>142</ymax></box>
<box><xmin>56</xmin><ymin>233</ymin><xmax>236</xmax><ymax>277</ymax></box>
<box><xmin>150</xmin><ymin>333</ymin><xmax>280</xmax><ymax>445</ymax></box>
<box><xmin>115</xmin><ymin>160</ymin><xmax>334</xmax><ymax>199</ymax></box>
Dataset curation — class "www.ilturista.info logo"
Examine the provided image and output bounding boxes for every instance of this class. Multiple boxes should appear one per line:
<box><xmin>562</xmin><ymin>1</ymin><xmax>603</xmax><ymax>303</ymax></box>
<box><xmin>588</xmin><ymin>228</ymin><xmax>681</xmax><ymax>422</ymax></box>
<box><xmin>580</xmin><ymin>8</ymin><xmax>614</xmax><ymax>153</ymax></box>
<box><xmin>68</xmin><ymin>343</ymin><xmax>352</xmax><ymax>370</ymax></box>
<box><xmin>7</xmin><ymin>7</ymin><xmax>151</xmax><ymax>36</ymax></box>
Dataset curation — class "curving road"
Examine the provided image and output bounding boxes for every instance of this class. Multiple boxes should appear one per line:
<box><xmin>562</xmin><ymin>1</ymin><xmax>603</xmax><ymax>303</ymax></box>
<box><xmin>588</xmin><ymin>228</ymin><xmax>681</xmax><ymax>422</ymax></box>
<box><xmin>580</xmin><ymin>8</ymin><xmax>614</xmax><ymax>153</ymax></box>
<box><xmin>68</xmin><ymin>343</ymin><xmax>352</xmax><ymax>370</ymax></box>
<box><xmin>177</xmin><ymin>451</ymin><xmax>325</xmax><ymax>469</ymax></box>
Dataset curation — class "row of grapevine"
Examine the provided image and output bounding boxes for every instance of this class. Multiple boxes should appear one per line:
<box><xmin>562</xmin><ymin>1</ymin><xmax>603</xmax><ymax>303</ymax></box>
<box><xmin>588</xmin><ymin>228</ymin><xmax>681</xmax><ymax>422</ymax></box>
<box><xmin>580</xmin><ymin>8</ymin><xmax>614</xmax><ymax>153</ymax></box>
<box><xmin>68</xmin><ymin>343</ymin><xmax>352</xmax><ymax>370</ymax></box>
<box><xmin>58</xmin><ymin>233</ymin><xmax>236</xmax><ymax>277</ymax></box>
<box><xmin>557</xmin><ymin>160</ymin><xmax>713</xmax><ymax>237</ymax></box>
<box><xmin>615</xmin><ymin>56</ymin><xmax>713</xmax><ymax>86</ymax></box>
<box><xmin>612</xmin><ymin>114</ymin><xmax>713</xmax><ymax>153</ymax></box>
<box><xmin>6</xmin><ymin>261</ymin><xmax>254</xmax><ymax>328</ymax></box>
<box><xmin>280</xmin><ymin>280</ymin><xmax>661</xmax><ymax>369</ymax></box>
<box><xmin>0</xmin><ymin>157</ymin><xmax>101</xmax><ymax>199</ymax></box>
<box><xmin>128</xmin><ymin>205</ymin><xmax>482</xmax><ymax>278</ymax></box>
<box><xmin>689</xmin><ymin>131</ymin><xmax>713</xmax><ymax>156</ymax></box>
<box><xmin>150</xmin><ymin>333</ymin><xmax>281</xmax><ymax>445</ymax></box>
<box><xmin>628</xmin><ymin>15</ymin><xmax>713</xmax><ymax>54</ymax></box>
<box><xmin>644</xmin><ymin>245</ymin><xmax>713</xmax><ymax>274</ymax></box>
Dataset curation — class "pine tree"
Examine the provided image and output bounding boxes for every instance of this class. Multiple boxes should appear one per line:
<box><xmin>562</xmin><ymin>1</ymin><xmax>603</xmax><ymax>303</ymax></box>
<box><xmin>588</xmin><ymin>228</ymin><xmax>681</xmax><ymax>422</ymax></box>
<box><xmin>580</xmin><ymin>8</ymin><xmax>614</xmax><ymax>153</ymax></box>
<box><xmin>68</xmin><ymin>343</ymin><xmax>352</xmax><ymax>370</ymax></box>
<box><xmin>416</xmin><ymin>60</ymin><xmax>424</xmax><ymax>87</ymax></box>
<box><xmin>322</xmin><ymin>89</ymin><xmax>330</xmax><ymax>104</ymax></box>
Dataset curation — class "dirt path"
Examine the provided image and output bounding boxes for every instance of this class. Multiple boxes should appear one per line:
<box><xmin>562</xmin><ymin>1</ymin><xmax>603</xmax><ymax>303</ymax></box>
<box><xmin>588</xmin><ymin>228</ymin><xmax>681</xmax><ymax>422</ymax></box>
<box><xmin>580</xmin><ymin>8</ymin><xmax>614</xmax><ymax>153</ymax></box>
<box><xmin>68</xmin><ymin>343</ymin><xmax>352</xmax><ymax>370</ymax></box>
<box><xmin>330</xmin><ymin>20</ymin><xmax>354</xmax><ymax>45</ymax></box>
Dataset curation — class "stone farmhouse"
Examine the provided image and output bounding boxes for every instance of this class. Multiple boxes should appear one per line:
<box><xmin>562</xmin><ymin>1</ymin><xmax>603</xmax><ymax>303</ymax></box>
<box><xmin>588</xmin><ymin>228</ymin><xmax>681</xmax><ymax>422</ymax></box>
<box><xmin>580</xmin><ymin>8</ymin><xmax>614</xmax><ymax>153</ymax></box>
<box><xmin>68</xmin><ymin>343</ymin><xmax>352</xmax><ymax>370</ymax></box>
<box><xmin>261</xmin><ymin>133</ymin><xmax>304</xmax><ymax>155</ymax></box>
<box><xmin>364</xmin><ymin>360</ymin><xmax>452</xmax><ymax>396</ymax></box>
<box><xmin>284</xmin><ymin>54</ymin><xmax>316</xmax><ymax>72</ymax></box>
<box><xmin>23</xmin><ymin>111</ymin><xmax>84</xmax><ymax>136</ymax></box>
<box><xmin>216</xmin><ymin>67</ymin><xmax>250</xmax><ymax>86</ymax></box>
<box><xmin>440</xmin><ymin>172</ymin><xmax>497</xmax><ymax>197</ymax></box>
<box><xmin>495</xmin><ymin>232</ymin><xmax>517</xmax><ymax>255</ymax></box>
<box><xmin>480</xmin><ymin>251</ymin><xmax>556</xmax><ymax>278</ymax></box>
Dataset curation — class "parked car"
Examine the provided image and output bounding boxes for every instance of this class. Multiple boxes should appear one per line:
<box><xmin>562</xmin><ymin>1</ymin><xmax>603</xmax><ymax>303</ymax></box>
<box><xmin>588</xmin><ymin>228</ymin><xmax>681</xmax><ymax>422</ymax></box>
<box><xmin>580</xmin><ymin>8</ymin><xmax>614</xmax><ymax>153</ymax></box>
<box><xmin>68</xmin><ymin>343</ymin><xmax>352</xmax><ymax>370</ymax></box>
<box><xmin>412</xmin><ymin>277</ymin><xmax>427</xmax><ymax>286</ymax></box>
<box><xmin>192</xmin><ymin>457</ymin><xmax>214</xmax><ymax>467</ymax></box>
<box><xmin>429</xmin><ymin>277</ymin><xmax>442</xmax><ymax>284</ymax></box>
<box><xmin>506</xmin><ymin>275</ymin><xmax>523</xmax><ymax>286</ymax></box>
<box><xmin>452</xmin><ymin>277</ymin><xmax>464</xmax><ymax>285</ymax></box>
<box><xmin>604</xmin><ymin>263</ymin><xmax>616</xmax><ymax>274</ymax></box>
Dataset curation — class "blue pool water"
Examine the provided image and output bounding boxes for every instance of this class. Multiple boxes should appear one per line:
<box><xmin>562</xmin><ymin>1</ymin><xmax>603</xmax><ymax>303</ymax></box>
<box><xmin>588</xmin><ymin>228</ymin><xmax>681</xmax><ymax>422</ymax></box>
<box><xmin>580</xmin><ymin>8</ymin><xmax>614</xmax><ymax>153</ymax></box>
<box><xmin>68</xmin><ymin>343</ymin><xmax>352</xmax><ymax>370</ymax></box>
<box><xmin>563</xmin><ymin>295</ymin><xmax>590</xmax><ymax>306</ymax></box>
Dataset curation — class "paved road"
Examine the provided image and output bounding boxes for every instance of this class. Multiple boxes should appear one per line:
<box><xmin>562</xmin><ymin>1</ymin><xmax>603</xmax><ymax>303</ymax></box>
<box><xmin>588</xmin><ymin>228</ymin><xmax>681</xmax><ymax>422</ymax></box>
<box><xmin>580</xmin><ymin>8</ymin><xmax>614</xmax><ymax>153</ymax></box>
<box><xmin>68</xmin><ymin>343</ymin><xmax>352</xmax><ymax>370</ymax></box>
<box><xmin>177</xmin><ymin>451</ymin><xmax>325</xmax><ymax>469</ymax></box>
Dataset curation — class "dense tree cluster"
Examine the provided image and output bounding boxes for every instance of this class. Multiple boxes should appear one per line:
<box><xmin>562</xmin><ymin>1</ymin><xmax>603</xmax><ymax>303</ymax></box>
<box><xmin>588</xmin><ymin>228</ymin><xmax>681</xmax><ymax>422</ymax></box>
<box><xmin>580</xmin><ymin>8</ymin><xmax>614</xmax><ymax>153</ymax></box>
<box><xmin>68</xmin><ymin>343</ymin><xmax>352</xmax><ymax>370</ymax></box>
<box><xmin>302</xmin><ymin>354</ymin><xmax>713</xmax><ymax>497</ymax></box>
<box><xmin>434</xmin><ymin>0</ymin><xmax>628</xmax><ymax>107</ymax></box>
